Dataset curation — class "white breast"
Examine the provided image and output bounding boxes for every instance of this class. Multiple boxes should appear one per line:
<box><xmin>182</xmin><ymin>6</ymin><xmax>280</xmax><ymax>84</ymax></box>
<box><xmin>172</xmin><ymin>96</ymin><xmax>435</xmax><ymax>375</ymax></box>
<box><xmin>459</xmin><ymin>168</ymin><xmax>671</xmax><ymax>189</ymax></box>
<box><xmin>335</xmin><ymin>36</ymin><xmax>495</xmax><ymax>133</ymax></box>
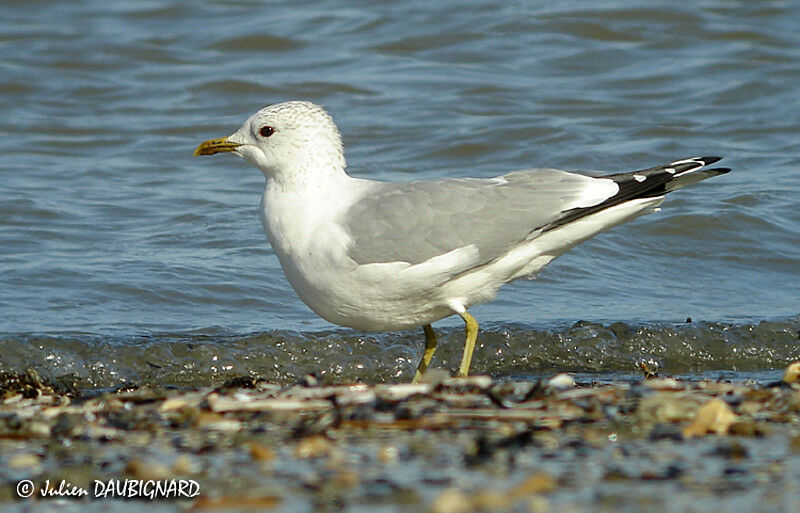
<box><xmin>260</xmin><ymin>177</ymin><xmax>381</xmax><ymax>326</ymax></box>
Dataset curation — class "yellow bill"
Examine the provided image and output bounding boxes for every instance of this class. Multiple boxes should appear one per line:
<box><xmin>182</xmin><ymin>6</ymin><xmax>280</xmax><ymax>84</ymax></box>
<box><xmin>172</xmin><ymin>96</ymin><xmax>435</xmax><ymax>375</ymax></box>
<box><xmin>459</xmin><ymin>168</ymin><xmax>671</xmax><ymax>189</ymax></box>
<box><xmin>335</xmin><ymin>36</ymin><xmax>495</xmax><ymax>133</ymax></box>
<box><xmin>193</xmin><ymin>136</ymin><xmax>241</xmax><ymax>156</ymax></box>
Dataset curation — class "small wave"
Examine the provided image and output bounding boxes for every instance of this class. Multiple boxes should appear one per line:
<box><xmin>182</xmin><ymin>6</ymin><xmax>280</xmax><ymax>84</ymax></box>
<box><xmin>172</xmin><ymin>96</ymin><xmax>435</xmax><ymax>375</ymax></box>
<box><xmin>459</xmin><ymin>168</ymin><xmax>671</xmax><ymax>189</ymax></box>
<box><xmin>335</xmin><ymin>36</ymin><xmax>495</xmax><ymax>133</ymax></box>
<box><xmin>1</xmin><ymin>316</ymin><xmax>797</xmax><ymax>390</ymax></box>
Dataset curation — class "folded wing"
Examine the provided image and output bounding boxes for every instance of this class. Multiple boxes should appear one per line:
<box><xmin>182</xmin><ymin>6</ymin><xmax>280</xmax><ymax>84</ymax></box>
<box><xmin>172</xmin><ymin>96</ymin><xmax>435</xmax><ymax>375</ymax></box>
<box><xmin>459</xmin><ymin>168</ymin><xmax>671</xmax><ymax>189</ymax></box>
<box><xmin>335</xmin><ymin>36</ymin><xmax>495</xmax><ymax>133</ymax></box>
<box><xmin>342</xmin><ymin>168</ymin><xmax>619</xmax><ymax>266</ymax></box>
<box><xmin>342</xmin><ymin>157</ymin><xmax>729</xmax><ymax>268</ymax></box>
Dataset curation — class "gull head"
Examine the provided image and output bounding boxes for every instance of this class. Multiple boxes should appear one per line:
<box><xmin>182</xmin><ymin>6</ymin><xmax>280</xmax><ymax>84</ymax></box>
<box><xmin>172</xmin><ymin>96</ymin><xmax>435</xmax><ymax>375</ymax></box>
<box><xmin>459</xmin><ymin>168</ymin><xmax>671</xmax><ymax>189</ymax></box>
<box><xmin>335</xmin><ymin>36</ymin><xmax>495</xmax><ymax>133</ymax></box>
<box><xmin>194</xmin><ymin>101</ymin><xmax>346</xmax><ymax>183</ymax></box>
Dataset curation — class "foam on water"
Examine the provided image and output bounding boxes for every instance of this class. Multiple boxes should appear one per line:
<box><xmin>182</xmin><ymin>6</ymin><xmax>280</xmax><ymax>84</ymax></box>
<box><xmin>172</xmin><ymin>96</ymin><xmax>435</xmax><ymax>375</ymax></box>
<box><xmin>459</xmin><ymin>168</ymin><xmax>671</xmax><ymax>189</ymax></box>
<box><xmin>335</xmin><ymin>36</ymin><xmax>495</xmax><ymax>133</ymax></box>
<box><xmin>2</xmin><ymin>317</ymin><xmax>797</xmax><ymax>389</ymax></box>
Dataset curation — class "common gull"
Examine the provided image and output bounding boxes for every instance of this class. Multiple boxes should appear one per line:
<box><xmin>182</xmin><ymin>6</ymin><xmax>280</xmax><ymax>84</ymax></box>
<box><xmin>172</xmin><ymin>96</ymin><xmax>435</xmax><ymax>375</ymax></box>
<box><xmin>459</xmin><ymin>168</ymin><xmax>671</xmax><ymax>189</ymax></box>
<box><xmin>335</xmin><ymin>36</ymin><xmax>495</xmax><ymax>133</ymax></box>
<box><xmin>194</xmin><ymin>101</ymin><xmax>730</xmax><ymax>382</ymax></box>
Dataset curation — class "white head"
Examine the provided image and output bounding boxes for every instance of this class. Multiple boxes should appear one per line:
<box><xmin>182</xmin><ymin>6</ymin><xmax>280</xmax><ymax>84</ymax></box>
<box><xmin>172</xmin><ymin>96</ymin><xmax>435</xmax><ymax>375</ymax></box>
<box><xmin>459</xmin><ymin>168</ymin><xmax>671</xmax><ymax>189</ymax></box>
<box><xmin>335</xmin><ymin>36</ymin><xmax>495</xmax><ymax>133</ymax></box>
<box><xmin>195</xmin><ymin>101</ymin><xmax>346</xmax><ymax>186</ymax></box>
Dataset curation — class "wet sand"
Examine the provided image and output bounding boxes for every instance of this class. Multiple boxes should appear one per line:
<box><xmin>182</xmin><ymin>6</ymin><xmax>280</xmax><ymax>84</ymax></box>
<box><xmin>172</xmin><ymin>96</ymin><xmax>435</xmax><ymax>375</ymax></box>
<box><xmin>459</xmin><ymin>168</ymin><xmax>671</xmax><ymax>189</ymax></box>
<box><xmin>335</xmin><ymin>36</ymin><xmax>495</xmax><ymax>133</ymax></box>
<box><xmin>1</xmin><ymin>368</ymin><xmax>799</xmax><ymax>513</ymax></box>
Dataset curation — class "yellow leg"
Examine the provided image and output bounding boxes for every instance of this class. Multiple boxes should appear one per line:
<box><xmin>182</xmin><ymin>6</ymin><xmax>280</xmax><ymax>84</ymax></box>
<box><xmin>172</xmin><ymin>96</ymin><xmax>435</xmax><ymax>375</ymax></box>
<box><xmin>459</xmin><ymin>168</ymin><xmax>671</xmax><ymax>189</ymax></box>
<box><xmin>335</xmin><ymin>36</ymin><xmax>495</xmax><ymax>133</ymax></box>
<box><xmin>456</xmin><ymin>311</ymin><xmax>479</xmax><ymax>377</ymax></box>
<box><xmin>412</xmin><ymin>324</ymin><xmax>437</xmax><ymax>384</ymax></box>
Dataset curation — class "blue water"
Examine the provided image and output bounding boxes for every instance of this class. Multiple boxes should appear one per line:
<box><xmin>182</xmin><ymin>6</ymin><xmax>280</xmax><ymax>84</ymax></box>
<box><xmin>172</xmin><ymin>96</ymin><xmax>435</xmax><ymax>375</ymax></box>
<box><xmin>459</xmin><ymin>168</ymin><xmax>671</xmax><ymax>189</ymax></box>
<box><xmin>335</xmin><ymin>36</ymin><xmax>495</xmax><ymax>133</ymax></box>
<box><xmin>0</xmin><ymin>1</ymin><xmax>798</xmax><ymax>382</ymax></box>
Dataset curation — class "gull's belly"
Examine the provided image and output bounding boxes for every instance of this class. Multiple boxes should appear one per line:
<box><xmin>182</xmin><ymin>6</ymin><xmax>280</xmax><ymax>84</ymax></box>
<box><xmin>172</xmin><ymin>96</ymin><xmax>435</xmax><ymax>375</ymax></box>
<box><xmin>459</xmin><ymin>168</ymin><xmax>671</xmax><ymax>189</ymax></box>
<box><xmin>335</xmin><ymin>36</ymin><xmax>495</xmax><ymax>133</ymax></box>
<box><xmin>273</xmin><ymin>247</ymin><xmax>455</xmax><ymax>331</ymax></box>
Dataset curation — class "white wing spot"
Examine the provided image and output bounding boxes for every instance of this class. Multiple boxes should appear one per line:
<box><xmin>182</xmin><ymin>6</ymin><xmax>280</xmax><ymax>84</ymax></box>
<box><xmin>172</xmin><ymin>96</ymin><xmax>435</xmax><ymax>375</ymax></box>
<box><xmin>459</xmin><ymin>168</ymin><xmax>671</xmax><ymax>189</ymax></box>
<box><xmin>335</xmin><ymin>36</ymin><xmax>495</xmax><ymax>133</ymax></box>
<box><xmin>633</xmin><ymin>174</ymin><xmax>646</xmax><ymax>182</ymax></box>
<box><xmin>571</xmin><ymin>178</ymin><xmax>619</xmax><ymax>208</ymax></box>
<box><xmin>669</xmin><ymin>157</ymin><xmax>703</xmax><ymax>166</ymax></box>
<box><xmin>665</xmin><ymin>167</ymin><xmax>676</xmax><ymax>174</ymax></box>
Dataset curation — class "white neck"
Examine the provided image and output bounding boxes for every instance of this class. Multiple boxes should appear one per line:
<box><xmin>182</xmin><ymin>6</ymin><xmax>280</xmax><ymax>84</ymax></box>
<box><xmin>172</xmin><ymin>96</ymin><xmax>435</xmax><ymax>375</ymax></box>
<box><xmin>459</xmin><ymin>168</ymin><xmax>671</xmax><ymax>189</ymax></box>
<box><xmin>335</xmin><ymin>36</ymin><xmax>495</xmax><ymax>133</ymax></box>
<box><xmin>267</xmin><ymin>153</ymin><xmax>348</xmax><ymax>191</ymax></box>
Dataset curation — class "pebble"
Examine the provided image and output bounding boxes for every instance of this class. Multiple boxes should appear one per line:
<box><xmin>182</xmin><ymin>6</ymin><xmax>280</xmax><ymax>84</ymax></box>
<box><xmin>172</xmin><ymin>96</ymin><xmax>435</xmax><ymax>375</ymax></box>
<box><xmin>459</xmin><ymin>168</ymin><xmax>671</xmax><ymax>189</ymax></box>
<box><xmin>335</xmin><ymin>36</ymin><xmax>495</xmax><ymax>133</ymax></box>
<box><xmin>172</xmin><ymin>454</ymin><xmax>201</xmax><ymax>475</ymax></box>
<box><xmin>159</xmin><ymin>393</ymin><xmax>204</xmax><ymax>412</ymax></box>
<box><xmin>782</xmin><ymin>361</ymin><xmax>800</xmax><ymax>384</ymax></box>
<box><xmin>546</xmin><ymin>373</ymin><xmax>575</xmax><ymax>391</ymax></box>
<box><xmin>527</xmin><ymin>496</ymin><xmax>551</xmax><ymax>513</ymax></box>
<box><xmin>331</xmin><ymin>468</ymin><xmax>360</xmax><ymax>489</ymax></box>
<box><xmin>789</xmin><ymin>435</ymin><xmax>800</xmax><ymax>453</ymax></box>
<box><xmin>431</xmin><ymin>472</ymin><xmax>556</xmax><ymax>513</ymax></box>
<box><xmin>8</xmin><ymin>452</ymin><xmax>41</xmax><ymax>469</ymax></box>
<box><xmin>376</xmin><ymin>383</ymin><xmax>433</xmax><ymax>401</ymax></box>
<box><xmin>377</xmin><ymin>444</ymin><xmax>400</xmax><ymax>463</ymax></box>
<box><xmin>645</xmin><ymin>378</ymin><xmax>683</xmax><ymax>391</ymax></box>
<box><xmin>196</xmin><ymin>412</ymin><xmax>242</xmax><ymax>432</ymax></box>
<box><xmin>683</xmin><ymin>398</ymin><xmax>737</xmax><ymax>438</ymax></box>
<box><xmin>510</xmin><ymin>472</ymin><xmax>557</xmax><ymax>497</ymax></box>
<box><xmin>207</xmin><ymin>395</ymin><xmax>332</xmax><ymax>413</ymax></box>
<box><xmin>125</xmin><ymin>458</ymin><xmax>172</xmax><ymax>480</ymax></box>
<box><xmin>248</xmin><ymin>442</ymin><xmax>276</xmax><ymax>462</ymax></box>
<box><xmin>294</xmin><ymin>435</ymin><xmax>332</xmax><ymax>459</ymax></box>
<box><xmin>431</xmin><ymin>489</ymin><xmax>472</xmax><ymax>513</ymax></box>
<box><xmin>638</xmin><ymin>393</ymin><xmax>700</xmax><ymax>423</ymax></box>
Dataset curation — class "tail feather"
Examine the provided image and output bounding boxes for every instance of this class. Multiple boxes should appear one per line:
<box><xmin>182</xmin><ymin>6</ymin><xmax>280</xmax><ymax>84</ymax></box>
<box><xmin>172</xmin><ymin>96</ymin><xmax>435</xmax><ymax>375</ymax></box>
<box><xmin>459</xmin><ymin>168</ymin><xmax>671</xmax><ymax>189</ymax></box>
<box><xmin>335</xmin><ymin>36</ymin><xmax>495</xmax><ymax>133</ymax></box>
<box><xmin>548</xmin><ymin>156</ymin><xmax>730</xmax><ymax>230</ymax></box>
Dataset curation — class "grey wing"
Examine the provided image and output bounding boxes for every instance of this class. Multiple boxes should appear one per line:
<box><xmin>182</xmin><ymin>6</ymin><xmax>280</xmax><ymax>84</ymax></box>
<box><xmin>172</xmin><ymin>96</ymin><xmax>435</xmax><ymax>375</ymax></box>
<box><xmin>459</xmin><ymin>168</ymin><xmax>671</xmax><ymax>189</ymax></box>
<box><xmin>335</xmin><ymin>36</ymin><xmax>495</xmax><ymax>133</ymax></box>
<box><xmin>341</xmin><ymin>168</ymin><xmax>619</xmax><ymax>265</ymax></box>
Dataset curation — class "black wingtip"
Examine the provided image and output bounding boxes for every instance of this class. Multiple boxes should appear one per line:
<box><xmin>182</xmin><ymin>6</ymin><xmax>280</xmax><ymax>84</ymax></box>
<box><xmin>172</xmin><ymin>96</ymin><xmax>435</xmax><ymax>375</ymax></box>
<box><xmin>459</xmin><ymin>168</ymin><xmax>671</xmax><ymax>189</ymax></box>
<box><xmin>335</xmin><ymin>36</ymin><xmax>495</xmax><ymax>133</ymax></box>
<box><xmin>707</xmin><ymin>167</ymin><xmax>731</xmax><ymax>175</ymax></box>
<box><xmin>699</xmin><ymin>156</ymin><xmax>722</xmax><ymax>165</ymax></box>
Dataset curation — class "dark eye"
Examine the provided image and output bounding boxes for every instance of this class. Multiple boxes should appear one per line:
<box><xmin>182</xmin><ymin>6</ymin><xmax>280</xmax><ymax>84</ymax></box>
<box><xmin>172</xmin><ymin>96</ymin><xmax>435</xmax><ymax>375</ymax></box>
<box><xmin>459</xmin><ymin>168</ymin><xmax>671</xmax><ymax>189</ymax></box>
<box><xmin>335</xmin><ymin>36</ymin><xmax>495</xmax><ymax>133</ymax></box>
<box><xmin>259</xmin><ymin>125</ymin><xmax>275</xmax><ymax>138</ymax></box>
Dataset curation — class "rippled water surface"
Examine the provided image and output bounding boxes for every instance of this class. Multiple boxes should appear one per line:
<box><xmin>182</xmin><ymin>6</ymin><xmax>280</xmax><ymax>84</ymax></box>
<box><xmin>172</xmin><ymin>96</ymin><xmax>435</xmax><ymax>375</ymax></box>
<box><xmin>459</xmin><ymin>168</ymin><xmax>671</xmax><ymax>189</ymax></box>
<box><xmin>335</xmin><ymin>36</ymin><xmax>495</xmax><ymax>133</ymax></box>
<box><xmin>1</xmin><ymin>1</ymin><xmax>798</xmax><ymax>384</ymax></box>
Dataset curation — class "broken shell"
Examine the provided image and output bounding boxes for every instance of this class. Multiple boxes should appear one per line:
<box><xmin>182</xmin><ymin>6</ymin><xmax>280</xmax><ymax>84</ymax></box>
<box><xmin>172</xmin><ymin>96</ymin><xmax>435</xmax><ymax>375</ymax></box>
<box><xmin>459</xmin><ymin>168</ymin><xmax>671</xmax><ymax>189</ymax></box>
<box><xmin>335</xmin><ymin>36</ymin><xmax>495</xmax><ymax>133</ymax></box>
<box><xmin>683</xmin><ymin>398</ymin><xmax>737</xmax><ymax>438</ymax></box>
<box><xmin>546</xmin><ymin>374</ymin><xmax>575</xmax><ymax>391</ymax></box>
<box><xmin>782</xmin><ymin>361</ymin><xmax>800</xmax><ymax>384</ymax></box>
